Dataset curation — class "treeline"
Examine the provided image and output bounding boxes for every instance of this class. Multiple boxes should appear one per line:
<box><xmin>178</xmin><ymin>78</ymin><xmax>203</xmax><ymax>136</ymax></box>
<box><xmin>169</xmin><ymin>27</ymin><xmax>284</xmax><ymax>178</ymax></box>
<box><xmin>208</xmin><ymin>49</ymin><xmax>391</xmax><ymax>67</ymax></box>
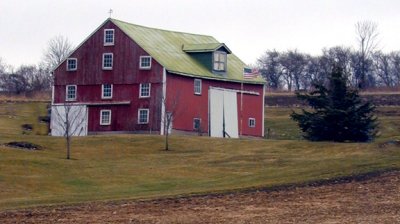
<box><xmin>0</xmin><ymin>36</ymin><xmax>73</xmax><ymax>94</ymax></box>
<box><xmin>257</xmin><ymin>47</ymin><xmax>400</xmax><ymax>91</ymax></box>
<box><xmin>257</xmin><ymin>21</ymin><xmax>400</xmax><ymax>91</ymax></box>
<box><xmin>0</xmin><ymin>62</ymin><xmax>52</xmax><ymax>94</ymax></box>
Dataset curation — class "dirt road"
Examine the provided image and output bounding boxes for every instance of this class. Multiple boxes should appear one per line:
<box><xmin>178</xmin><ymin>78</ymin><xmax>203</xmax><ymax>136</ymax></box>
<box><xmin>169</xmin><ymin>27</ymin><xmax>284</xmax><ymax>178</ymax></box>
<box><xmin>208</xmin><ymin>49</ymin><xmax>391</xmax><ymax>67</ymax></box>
<box><xmin>1</xmin><ymin>171</ymin><xmax>399</xmax><ymax>223</ymax></box>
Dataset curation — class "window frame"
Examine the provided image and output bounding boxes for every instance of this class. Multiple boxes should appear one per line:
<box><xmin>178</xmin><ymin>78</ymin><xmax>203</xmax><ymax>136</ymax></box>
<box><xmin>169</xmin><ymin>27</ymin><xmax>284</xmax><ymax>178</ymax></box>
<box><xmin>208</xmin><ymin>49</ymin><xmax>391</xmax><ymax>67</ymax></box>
<box><xmin>65</xmin><ymin>85</ymin><xmax>77</xmax><ymax>101</ymax></box>
<box><xmin>101</xmin><ymin>84</ymin><xmax>113</xmax><ymax>99</ymax></box>
<box><xmin>66</xmin><ymin>58</ymin><xmax>77</xmax><ymax>71</ymax></box>
<box><xmin>194</xmin><ymin>79</ymin><xmax>202</xmax><ymax>95</ymax></box>
<box><xmin>102</xmin><ymin>53</ymin><xmax>113</xmax><ymax>70</ymax></box>
<box><xmin>138</xmin><ymin>108</ymin><xmax>149</xmax><ymax>124</ymax></box>
<box><xmin>248</xmin><ymin>118</ymin><xmax>256</xmax><ymax>128</ymax></box>
<box><xmin>100</xmin><ymin>110</ymin><xmax>112</xmax><ymax>125</ymax></box>
<box><xmin>139</xmin><ymin>83</ymin><xmax>151</xmax><ymax>98</ymax></box>
<box><xmin>193</xmin><ymin>118</ymin><xmax>201</xmax><ymax>130</ymax></box>
<box><xmin>139</xmin><ymin>56</ymin><xmax>152</xmax><ymax>70</ymax></box>
<box><xmin>104</xmin><ymin>29</ymin><xmax>115</xmax><ymax>46</ymax></box>
<box><xmin>213</xmin><ymin>51</ymin><xmax>227</xmax><ymax>72</ymax></box>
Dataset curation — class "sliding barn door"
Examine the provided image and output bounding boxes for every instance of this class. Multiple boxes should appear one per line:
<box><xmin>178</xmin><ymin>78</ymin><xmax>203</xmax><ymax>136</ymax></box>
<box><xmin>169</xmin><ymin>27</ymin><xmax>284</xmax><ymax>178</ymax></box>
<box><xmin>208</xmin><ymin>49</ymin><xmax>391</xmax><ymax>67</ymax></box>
<box><xmin>209</xmin><ymin>88</ymin><xmax>239</xmax><ymax>138</ymax></box>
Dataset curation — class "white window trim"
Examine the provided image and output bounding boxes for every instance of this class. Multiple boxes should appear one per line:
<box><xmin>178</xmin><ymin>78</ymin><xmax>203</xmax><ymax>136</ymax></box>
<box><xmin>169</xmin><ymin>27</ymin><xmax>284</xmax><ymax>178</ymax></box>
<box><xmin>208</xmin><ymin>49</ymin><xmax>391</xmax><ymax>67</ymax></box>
<box><xmin>66</xmin><ymin>58</ymin><xmax>77</xmax><ymax>71</ymax></box>
<box><xmin>213</xmin><ymin>51</ymin><xmax>227</xmax><ymax>71</ymax></box>
<box><xmin>101</xmin><ymin>84</ymin><xmax>113</xmax><ymax>99</ymax></box>
<box><xmin>249</xmin><ymin>118</ymin><xmax>256</xmax><ymax>128</ymax></box>
<box><xmin>138</xmin><ymin>109</ymin><xmax>149</xmax><ymax>124</ymax></box>
<box><xmin>139</xmin><ymin>83</ymin><xmax>151</xmax><ymax>98</ymax></box>
<box><xmin>193</xmin><ymin>118</ymin><xmax>201</xmax><ymax>130</ymax></box>
<box><xmin>104</xmin><ymin>29</ymin><xmax>115</xmax><ymax>46</ymax></box>
<box><xmin>65</xmin><ymin>85</ymin><xmax>77</xmax><ymax>101</ymax></box>
<box><xmin>100</xmin><ymin>110</ymin><xmax>112</xmax><ymax>125</ymax></box>
<box><xmin>102</xmin><ymin>53</ymin><xmax>113</xmax><ymax>70</ymax></box>
<box><xmin>194</xmin><ymin>79</ymin><xmax>202</xmax><ymax>95</ymax></box>
<box><xmin>139</xmin><ymin>56</ymin><xmax>152</xmax><ymax>70</ymax></box>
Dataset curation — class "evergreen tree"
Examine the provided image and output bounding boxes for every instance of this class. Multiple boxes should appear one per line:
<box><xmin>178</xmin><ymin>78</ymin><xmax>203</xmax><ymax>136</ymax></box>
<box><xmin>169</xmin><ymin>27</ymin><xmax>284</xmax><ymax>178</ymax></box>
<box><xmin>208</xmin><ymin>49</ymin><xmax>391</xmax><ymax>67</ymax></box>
<box><xmin>291</xmin><ymin>65</ymin><xmax>378</xmax><ymax>142</ymax></box>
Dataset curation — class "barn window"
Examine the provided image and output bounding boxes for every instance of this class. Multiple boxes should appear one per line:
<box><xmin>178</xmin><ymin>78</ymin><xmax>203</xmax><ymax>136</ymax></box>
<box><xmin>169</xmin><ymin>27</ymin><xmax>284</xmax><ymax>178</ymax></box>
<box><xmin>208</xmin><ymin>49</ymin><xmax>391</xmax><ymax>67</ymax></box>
<box><xmin>138</xmin><ymin>109</ymin><xmax>149</xmax><ymax>124</ymax></box>
<box><xmin>139</xmin><ymin>83</ymin><xmax>151</xmax><ymax>98</ymax></box>
<box><xmin>193</xmin><ymin>118</ymin><xmax>201</xmax><ymax>130</ymax></box>
<box><xmin>104</xmin><ymin>29</ymin><xmax>115</xmax><ymax>46</ymax></box>
<box><xmin>213</xmin><ymin>51</ymin><xmax>226</xmax><ymax>71</ymax></box>
<box><xmin>102</xmin><ymin>53</ymin><xmax>113</xmax><ymax>70</ymax></box>
<box><xmin>66</xmin><ymin>85</ymin><xmax>77</xmax><ymax>101</ymax></box>
<box><xmin>248</xmin><ymin>118</ymin><xmax>256</xmax><ymax>128</ymax></box>
<box><xmin>102</xmin><ymin>84</ymin><xmax>113</xmax><ymax>99</ymax></box>
<box><xmin>100</xmin><ymin>110</ymin><xmax>111</xmax><ymax>125</ymax></box>
<box><xmin>66</xmin><ymin>58</ymin><xmax>77</xmax><ymax>71</ymax></box>
<box><xmin>194</xmin><ymin>79</ymin><xmax>202</xmax><ymax>95</ymax></box>
<box><xmin>139</xmin><ymin>56</ymin><xmax>152</xmax><ymax>69</ymax></box>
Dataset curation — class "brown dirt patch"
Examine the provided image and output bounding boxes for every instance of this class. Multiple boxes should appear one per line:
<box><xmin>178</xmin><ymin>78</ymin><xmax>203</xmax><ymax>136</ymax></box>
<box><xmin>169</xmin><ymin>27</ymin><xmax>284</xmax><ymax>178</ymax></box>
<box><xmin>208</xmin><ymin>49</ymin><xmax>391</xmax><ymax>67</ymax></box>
<box><xmin>1</xmin><ymin>171</ymin><xmax>400</xmax><ymax>223</ymax></box>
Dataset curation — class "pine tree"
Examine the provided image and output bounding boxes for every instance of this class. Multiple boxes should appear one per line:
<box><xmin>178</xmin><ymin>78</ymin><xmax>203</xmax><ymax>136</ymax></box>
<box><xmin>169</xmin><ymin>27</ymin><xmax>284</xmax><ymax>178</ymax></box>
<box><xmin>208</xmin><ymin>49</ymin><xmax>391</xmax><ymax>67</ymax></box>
<box><xmin>291</xmin><ymin>65</ymin><xmax>378</xmax><ymax>142</ymax></box>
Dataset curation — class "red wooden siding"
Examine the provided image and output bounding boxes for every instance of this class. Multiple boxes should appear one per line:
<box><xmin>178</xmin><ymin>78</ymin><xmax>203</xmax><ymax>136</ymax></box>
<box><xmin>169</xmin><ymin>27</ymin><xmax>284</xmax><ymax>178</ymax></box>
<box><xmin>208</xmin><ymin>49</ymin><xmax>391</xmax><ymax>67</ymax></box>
<box><xmin>54</xmin><ymin>20</ymin><xmax>163</xmax><ymax>87</ymax></box>
<box><xmin>166</xmin><ymin>73</ymin><xmax>264</xmax><ymax>137</ymax></box>
<box><xmin>53</xmin><ymin>20</ymin><xmax>164</xmax><ymax>133</ymax></box>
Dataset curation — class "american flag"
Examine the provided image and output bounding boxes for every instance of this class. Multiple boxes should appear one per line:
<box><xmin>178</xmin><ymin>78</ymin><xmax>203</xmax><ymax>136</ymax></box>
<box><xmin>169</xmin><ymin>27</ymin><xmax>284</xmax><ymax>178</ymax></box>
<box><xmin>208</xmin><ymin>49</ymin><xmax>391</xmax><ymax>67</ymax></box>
<box><xmin>243</xmin><ymin>68</ymin><xmax>260</xmax><ymax>79</ymax></box>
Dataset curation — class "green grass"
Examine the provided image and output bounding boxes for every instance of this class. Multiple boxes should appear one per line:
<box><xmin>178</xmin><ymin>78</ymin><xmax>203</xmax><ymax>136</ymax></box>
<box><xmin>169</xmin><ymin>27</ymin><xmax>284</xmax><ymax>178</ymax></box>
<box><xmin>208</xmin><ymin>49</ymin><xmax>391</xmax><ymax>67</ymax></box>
<box><xmin>0</xmin><ymin>102</ymin><xmax>399</xmax><ymax>210</ymax></box>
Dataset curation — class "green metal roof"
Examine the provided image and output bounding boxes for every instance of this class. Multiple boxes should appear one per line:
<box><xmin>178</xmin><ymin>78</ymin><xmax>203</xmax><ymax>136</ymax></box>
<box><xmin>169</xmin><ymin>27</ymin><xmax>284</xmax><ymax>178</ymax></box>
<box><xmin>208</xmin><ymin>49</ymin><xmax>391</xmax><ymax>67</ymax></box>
<box><xmin>182</xmin><ymin>43</ymin><xmax>232</xmax><ymax>54</ymax></box>
<box><xmin>111</xmin><ymin>19</ymin><xmax>265</xmax><ymax>84</ymax></box>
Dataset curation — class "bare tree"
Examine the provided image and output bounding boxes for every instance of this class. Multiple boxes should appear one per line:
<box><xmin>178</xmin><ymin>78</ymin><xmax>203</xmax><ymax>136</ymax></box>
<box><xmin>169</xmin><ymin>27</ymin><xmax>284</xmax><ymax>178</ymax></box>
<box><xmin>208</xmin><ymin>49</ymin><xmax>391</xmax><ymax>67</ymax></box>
<box><xmin>43</xmin><ymin>35</ymin><xmax>74</xmax><ymax>70</ymax></box>
<box><xmin>355</xmin><ymin>21</ymin><xmax>379</xmax><ymax>89</ymax></box>
<box><xmin>373</xmin><ymin>51</ymin><xmax>394</xmax><ymax>87</ymax></box>
<box><xmin>257</xmin><ymin>50</ymin><xmax>282</xmax><ymax>90</ymax></box>
<box><xmin>389</xmin><ymin>51</ymin><xmax>400</xmax><ymax>86</ymax></box>
<box><xmin>51</xmin><ymin>103</ymin><xmax>87</xmax><ymax>159</ymax></box>
<box><xmin>158</xmin><ymin>90</ymin><xmax>181</xmax><ymax>151</ymax></box>
<box><xmin>279</xmin><ymin>50</ymin><xmax>308</xmax><ymax>91</ymax></box>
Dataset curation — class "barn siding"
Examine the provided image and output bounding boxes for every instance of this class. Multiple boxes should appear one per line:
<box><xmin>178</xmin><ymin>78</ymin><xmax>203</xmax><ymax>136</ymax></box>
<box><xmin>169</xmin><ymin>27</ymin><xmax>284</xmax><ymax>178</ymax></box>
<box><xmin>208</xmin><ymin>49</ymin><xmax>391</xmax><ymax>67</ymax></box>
<box><xmin>166</xmin><ymin>73</ymin><xmax>264</xmax><ymax>137</ymax></box>
<box><xmin>53</xmin><ymin>20</ymin><xmax>164</xmax><ymax>133</ymax></box>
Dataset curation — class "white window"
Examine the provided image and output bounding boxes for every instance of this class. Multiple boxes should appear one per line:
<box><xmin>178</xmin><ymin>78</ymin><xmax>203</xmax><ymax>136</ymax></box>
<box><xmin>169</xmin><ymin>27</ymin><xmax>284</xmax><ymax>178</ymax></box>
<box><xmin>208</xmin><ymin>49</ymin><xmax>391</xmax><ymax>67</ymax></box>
<box><xmin>249</xmin><ymin>118</ymin><xmax>256</xmax><ymax>128</ymax></box>
<box><xmin>66</xmin><ymin>85</ymin><xmax>77</xmax><ymax>101</ymax></box>
<box><xmin>193</xmin><ymin>118</ymin><xmax>201</xmax><ymax>130</ymax></box>
<box><xmin>139</xmin><ymin>56</ymin><xmax>152</xmax><ymax>69</ymax></box>
<box><xmin>102</xmin><ymin>53</ymin><xmax>113</xmax><ymax>70</ymax></box>
<box><xmin>138</xmin><ymin>109</ymin><xmax>149</xmax><ymax>124</ymax></box>
<box><xmin>194</xmin><ymin>79</ymin><xmax>202</xmax><ymax>95</ymax></box>
<box><xmin>213</xmin><ymin>51</ymin><xmax>227</xmax><ymax>71</ymax></box>
<box><xmin>104</xmin><ymin>29</ymin><xmax>115</xmax><ymax>46</ymax></box>
<box><xmin>100</xmin><ymin>110</ymin><xmax>111</xmax><ymax>125</ymax></box>
<box><xmin>66</xmin><ymin>58</ymin><xmax>77</xmax><ymax>71</ymax></box>
<box><xmin>139</xmin><ymin>83</ymin><xmax>151</xmax><ymax>98</ymax></box>
<box><xmin>102</xmin><ymin>84</ymin><xmax>113</xmax><ymax>99</ymax></box>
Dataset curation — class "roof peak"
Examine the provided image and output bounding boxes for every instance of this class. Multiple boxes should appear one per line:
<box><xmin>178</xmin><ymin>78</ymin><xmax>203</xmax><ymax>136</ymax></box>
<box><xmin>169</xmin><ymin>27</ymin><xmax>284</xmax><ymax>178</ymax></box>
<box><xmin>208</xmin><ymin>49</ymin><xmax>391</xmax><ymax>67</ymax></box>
<box><xmin>109</xmin><ymin>18</ymin><xmax>214</xmax><ymax>38</ymax></box>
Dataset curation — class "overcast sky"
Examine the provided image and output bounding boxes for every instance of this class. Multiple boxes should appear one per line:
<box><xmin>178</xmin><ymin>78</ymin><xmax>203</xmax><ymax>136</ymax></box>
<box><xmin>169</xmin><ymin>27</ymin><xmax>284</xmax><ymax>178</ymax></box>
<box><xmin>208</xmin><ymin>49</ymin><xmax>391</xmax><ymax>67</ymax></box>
<box><xmin>1</xmin><ymin>0</ymin><xmax>400</xmax><ymax>68</ymax></box>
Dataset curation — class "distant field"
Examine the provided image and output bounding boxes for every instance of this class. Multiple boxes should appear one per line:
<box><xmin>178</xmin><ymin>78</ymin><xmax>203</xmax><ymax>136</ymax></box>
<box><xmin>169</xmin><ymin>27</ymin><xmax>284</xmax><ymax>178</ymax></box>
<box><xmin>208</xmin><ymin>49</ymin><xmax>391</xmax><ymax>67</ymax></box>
<box><xmin>0</xmin><ymin>102</ymin><xmax>399</xmax><ymax>210</ymax></box>
<box><xmin>265</xmin><ymin>92</ymin><xmax>400</xmax><ymax>107</ymax></box>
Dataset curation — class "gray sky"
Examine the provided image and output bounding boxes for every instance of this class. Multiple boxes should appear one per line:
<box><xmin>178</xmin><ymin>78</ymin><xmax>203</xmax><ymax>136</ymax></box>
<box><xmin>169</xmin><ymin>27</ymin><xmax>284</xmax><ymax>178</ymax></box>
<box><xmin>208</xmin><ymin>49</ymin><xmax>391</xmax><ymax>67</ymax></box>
<box><xmin>1</xmin><ymin>0</ymin><xmax>400</xmax><ymax>68</ymax></box>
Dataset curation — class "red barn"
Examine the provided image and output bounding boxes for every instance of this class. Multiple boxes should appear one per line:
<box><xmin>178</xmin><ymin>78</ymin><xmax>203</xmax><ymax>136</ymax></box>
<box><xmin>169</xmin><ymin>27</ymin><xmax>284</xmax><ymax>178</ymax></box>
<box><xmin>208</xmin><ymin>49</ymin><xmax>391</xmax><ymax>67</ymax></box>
<box><xmin>50</xmin><ymin>18</ymin><xmax>265</xmax><ymax>138</ymax></box>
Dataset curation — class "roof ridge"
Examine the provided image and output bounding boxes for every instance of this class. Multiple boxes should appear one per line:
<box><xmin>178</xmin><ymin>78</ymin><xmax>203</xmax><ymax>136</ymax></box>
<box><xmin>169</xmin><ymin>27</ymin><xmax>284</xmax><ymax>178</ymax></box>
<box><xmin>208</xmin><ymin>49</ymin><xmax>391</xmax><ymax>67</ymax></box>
<box><xmin>110</xmin><ymin>18</ymin><xmax>215</xmax><ymax>39</ymax></box>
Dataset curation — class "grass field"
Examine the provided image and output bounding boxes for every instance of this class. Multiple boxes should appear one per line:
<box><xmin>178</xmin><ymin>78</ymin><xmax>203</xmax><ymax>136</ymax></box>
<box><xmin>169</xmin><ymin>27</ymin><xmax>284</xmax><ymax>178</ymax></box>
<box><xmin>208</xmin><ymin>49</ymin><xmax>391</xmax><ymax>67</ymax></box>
<box><xmin>0</xmin><ymin>102</ymin><xmax>399</xmax><ymax>210</ymax></box>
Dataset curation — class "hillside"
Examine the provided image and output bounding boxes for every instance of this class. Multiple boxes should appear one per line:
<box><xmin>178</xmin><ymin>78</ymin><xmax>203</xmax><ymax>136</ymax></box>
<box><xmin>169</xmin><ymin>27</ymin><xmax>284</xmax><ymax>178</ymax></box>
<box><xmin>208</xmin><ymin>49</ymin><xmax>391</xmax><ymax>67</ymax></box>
<box><xmin>0</xmin><ymin>102</ymin><xmax>399</xmax><ymax>210</ymax></box>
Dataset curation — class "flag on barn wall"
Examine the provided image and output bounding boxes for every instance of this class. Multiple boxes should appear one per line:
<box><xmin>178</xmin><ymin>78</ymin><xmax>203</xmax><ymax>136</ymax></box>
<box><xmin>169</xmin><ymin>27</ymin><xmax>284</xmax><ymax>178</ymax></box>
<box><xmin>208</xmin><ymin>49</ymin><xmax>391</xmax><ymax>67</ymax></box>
<box><xmin>243</xmin><ymin>67</ymin><xmax>260</xmax><ymax>79</ymax></box>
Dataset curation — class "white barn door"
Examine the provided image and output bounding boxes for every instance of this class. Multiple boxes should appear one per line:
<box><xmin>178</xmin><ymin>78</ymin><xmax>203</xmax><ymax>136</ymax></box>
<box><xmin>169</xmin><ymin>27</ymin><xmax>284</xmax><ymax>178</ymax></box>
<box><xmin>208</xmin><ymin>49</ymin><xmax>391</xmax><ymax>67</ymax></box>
<box><xmin>50</xmin><ymin>105</ymin><xmax>88</xmax><ymax>136</ymax></box>
<box><xmin>209</xmin><ymin>88</ymin><xmax>239</xmax><ymax>138</ymax></box>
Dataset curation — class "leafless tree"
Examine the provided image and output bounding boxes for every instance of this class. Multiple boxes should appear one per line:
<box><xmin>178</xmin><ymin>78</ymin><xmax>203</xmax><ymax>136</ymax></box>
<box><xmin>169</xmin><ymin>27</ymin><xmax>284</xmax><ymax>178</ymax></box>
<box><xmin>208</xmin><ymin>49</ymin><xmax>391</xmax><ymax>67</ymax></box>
<box><xmin>279</xmin><ymin>50</ymin><xmax>308</xmax><ymax>91</ymax></box>
<box><xmin>43</xmin><ymin>35</ymin><xmax>74</xmax><ymax>70</ymax></box>
<box><xmin>372</xmin><ymin>51</ymin><xmax>394</xmax><ymax>87</ymax></box>
<box><xmin>52</xmin><ymin>103</ymin><xmax>87</xmax><ymax>159</ymax></box>
<box><xmin>257</xmin><ymin>50</ymin><xmax>283</xmax><ymax>90</ymax></box>
<box><xmin>355</xmin><ymin>21</ymin><xmax>379</xmax><ymax>89</ymax></box>
<box><xmin>389</xmin><ymin>51</ymin><xmax>400</xmax><ymax>86</ymax></box>
<box><xmin>157</xmin><ymin>90</ymin><xmax>181</xmax><ymax>151</ymax></box>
